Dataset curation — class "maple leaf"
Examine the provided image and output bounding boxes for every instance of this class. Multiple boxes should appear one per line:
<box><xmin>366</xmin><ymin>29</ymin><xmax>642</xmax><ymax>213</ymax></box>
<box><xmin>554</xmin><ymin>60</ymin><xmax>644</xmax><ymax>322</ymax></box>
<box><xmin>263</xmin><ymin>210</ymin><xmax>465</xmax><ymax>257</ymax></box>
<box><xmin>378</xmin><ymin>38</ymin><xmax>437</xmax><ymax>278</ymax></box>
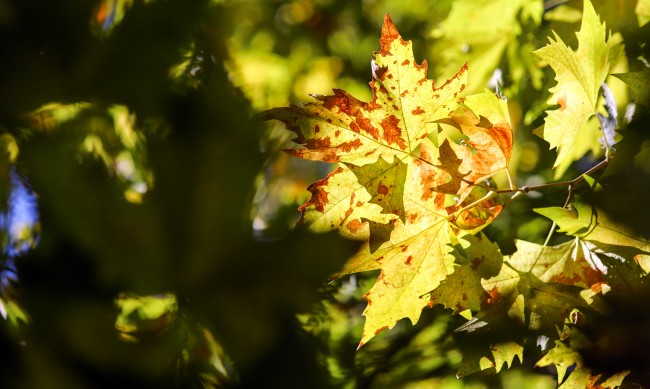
<box><xmin>533</xmin><ymin>0</ymin><xmax>612</xmax><ymax>176</ymax></box>
<box><xmin>535</xmin><ymin>326</ymin><xmax>631</xmax><ymax>389</ymax></box>
<box><xmin>536</xmin><ymin>340</ymin><xmax>589</xmax><ymax>387</ymax></box>
<box><xmin>296</xmin><ymin>165</ymin><xmax>395</xmax><ymax>241</ymax></box>
<box><xmin>480</xmin><ymin>239</ymin><xmax>604</xmax><ymax>333</ymax></box>
<box><xmin>262</xmin><ymin>15</ymin><xmax>513</xmax><ymax>346</ymax></box>
<box><xmin>535</xmin><ymin>200</ymin><xmax>650</xmax><ymax>256</ymax></box>
<box><xmin>506</xmin><ymin>239</ymin><xmax>604</xmax><ymax>289</ymax></box>
<box><xmin>427</xmin><ymin>233</ymin><xmax>503</xmax><ymax>314</ymax></box>
<box><xmin>457</xmin><ymin>340</ymin><xmax>524</xmax><ymax>377</ymax></box>
<box><xmin>259</xmin><ymin>14</ymin><xmax>467</xmax><ymax>166</ymax></box>
<box><xmin>328</xmin><ymin>132</ymin><xmax>509</xmax><ymax>346</ymax></box>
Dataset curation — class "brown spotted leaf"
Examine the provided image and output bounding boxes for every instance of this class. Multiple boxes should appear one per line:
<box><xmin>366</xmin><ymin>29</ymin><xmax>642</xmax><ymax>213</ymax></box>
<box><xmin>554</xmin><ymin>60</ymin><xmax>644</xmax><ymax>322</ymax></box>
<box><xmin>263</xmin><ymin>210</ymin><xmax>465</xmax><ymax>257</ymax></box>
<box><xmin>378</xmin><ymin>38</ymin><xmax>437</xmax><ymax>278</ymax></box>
<box><xmin>333</xmin><ymin>137</ymin><xmax>510</xmax><ymax>345</ymax></box>
<box><xmin>259</xmin><ymin>14</ymin><xmax>467</xmax><ymax>166</ymax></box>
<box><xmin>345</xmin><ymin>219</ymin><xmax>456</xmax><ymax>347</ymax></box>
<box><xmin>427</xmin><ymin>233</ymin><xmax>503</xmax><ymax>314</ymax></box>
<box><xmin>347</xmin><ymin>156</ymin><xmax>408</xmax><ymax>223</ymax></box>
<box><xmin>507</xmin><ymin>239</ymin><xmax>604</xmax><ymax>290</ymax></box>
<box><xmin>297</xmin><ymin>165</ymin><xmax>394</xmax><ymax>241</ymax></box>
<box><xmin>262</xmin><ymin>15</ymin><xmax>513</xmax><ymax>346</ymax></box>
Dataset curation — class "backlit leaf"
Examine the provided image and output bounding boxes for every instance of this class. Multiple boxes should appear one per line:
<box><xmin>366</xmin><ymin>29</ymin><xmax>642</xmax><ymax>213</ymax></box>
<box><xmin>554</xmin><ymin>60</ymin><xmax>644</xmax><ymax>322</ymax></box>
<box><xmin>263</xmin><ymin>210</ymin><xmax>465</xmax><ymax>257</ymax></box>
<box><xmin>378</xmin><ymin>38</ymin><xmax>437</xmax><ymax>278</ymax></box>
<box><xmin>259</xmin><ymin>14</ymin><xmax>467</xmax><ymax>166</ymax></box>
<box><xmin>481</xmin><ymin>239</ymin><xmax>602</xmax><ymax>333</ymax></box>
<box><xmin>262</xmin><ymin>15</ymin><xmax>513</xmax><ymax>345</ymax></box>
<box><xmin>428</xmin><ymin>233</ymin><xmax>503</xmax><ymax>314</ymax></box>
<box><xmin>491</xmin><ymin>341</ymin><xmax>524</xmax><ymax>373</ymax></box>
<box><xmin>535</xmin><ymin>200</ymin><xmax>650</xmax><ymax>255</ymax></box>
<box><xmin>456</xmin><ymin>340</ymin><xmax>523</xmax><ymax>377</ymax></box>
<box><xmin>533</xmin><ymin>0</ymin><xmax>612</xmax><ymax>175</ymax></box>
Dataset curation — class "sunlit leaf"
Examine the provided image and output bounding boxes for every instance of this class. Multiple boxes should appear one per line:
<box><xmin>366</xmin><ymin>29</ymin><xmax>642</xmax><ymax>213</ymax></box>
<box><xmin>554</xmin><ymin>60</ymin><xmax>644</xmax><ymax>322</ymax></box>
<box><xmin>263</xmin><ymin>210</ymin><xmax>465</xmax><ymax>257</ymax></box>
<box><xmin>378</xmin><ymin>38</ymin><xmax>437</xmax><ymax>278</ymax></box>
<box><xmin>480</xmin><ymin>239</ymin><xmax>602</xmax><ymax>333</ymax></box>
<box><xmin>599</xmin><ymin>370</ymin><xmax>631</xmax><ymax>388</ymax></box>
<box><xmin>260</xmin><ymin>15</ymin><xmax>467</xmax><ymax>166</ymax></box>
<box><xmin>535</xmin><ymin>200</ymin><xmax>650</xmax><ymax>255</ymax></box>
<box><xmin>639</xmin><ymin>0</ymin><xmax>650</xmax><ymax>25</ymax></box>
<box><xmin>428</xmin><ymin>233</ymin><xmax>503</xmax><ymax>314</ymax></box>
<box><xmin>0</xmin><ymin>133</ymin><xmax>19</xmax><ymax>162</ymax></box>
<box><xmin>491</xmin><ymin>341</ymin><xmax>524</xmax><ymax>373</ymax></box>
<box><xmin>533</xmin><ymin>0</ymin><xmax>612</xmax><ymax>176</ymax></box>
<box><xmin>262</xmin><ymin>15</ymin><xmax>513</xmax><ymax>346</ymax></box>
<box><xmin>456</xmin><ymin>340</ymin><xmax>523</xmax><ymax>377</ymax></box>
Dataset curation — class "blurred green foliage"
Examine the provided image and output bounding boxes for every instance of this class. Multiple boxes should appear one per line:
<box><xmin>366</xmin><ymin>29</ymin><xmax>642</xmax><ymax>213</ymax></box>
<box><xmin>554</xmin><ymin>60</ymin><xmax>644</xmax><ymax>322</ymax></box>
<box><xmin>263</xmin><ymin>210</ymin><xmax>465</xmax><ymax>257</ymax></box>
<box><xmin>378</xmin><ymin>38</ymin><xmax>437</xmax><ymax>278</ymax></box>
<box><xmin>0</xmin><ymin>0</ymin><xmax>649</xmax><ymax>388</ymax></box>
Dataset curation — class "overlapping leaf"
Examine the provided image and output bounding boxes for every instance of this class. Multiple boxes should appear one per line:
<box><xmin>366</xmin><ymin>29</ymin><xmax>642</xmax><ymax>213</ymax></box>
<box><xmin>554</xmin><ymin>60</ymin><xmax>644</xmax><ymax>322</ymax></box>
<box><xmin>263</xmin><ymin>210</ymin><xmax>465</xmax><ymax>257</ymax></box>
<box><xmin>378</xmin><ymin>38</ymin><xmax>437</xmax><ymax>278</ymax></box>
<box><xmin>536</xmin><ymin>339</ymin><xmax>589</xmax><ymax>387</ymax></box>
<box><xmin>535</xmin><ymin>200</ymin><xmax>650</xmax><ymax>257</ymax></box>
<box><xmin>262</xmin><ymin>15</ymin><xmax>513</xmax><ymax>345</ymax></box>
<box><xmin>536</xmin><ymin>326</ymin><xmax>631</xmax><ymax>388</ymax></box>
<box><xmin>615</xmin><ymin>68</ymin><xmax>650</xmax><ymax>107</ymax></box>
<box><xmin>427</xmin><ymin>233</ymin><xmax>503</xmax><ymax>314</ymax></box>
<box><xmin>456</xmin><ymin>239</ymin><xmax>611</xmax><ymax>380</ymax></box>
<box><xmin>457</xmin><ymin>341</ymin><xmax>524</xmax><ymax>377</ymax></box>
<box><xmin>335</xmin><ymin>136</ymin><xmax>509</xmax><ymax>346</ymax></box>
<box><xmin>481</xmin><ymin>239</ymin><xmax>605</xmax><ymax>333</ymax></box>
<box><xmin>533</xmin><ymin>0</ymin><xmax>613</xmax><ymax>176</ymax></box>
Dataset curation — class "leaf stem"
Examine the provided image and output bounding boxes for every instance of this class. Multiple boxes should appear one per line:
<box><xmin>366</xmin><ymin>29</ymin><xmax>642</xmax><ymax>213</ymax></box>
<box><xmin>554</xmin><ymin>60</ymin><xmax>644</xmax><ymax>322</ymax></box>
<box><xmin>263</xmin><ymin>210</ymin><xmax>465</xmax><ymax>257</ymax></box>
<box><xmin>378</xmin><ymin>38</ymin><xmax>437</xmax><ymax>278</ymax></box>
<box><xmin>542</xmin><ymin>222</ymin><xmax>557</xmax><ymax>247</ymax></box>
<box><xmin>447</xmin><ymin>190</ymin><xmax>497</xmax><ymax>221</ymax></box>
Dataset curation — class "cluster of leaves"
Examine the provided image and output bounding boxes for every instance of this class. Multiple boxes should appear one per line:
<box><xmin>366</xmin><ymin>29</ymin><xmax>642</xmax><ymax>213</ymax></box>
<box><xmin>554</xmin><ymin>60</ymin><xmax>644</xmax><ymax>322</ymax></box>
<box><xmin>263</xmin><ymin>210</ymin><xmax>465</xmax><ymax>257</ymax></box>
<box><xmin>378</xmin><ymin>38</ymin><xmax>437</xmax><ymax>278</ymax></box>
<box><xmin>263</xmin><ymin>14</ymin><xmax>514</xmax><ymax>346</ymax></box>
<box><xmin>264</xmin><ymin>1</ymin><xmax>650</xmax><ymax>387</ymax></box>
<box><xmin>1</xmin><ymin>0</ymin><xmax>650</xmax><ymax>388</ymax></box>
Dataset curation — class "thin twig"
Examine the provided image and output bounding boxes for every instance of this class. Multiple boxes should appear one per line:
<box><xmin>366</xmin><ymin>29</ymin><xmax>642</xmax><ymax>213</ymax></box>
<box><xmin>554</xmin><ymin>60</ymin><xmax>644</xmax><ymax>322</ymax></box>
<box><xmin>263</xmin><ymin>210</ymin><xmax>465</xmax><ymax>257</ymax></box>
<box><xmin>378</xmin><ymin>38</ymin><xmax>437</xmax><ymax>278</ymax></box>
<box><xmin>490</xmin><ymin>157</ymin><xmax>611</xmax><ymax>196</ymax></box>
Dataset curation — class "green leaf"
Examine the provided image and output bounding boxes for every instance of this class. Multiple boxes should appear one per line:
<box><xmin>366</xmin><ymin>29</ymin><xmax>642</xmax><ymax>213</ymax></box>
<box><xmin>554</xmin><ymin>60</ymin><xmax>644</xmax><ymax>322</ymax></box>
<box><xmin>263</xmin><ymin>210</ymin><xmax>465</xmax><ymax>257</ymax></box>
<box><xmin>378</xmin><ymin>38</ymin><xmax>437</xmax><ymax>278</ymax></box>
<box><xmin>533</xmin><ymin>0</ymin><xmax>611</xmax><ymax>176</ymax></box>
<box><xmin>456</xmin><ymin>342</ymin><xmax>493</xmax><ymax>378</ymax></box>
<box><xmin>551</xmin><ymin>116</ymin><xmax>602</xmax><ymax>181</ymax></box>
<box><xmin>558</xmin><ymin>366</ymin><xmax>591</xmax><ymax>389</ymax></box>
<box><xmin>481</xmin><ymin>239</ymin><xmax>600</xmax><ymax>333</ymax></box>
<box><xmin>431</xmin><ymin>0</ymin><xmax>543</xmax><ymax>93</ymax></box>
<box><xmin>428</xmin><ymin>233</ymin><xmax>503</xmax><ymax>314</ymax></box>
<box><xmin>456</xmin><ymin>340</ymin><xmax>523</xmax><ymax>377</ymax></box>
<box><xmin>0</xmin><ymin>132</ymin><xmax>19</xmax><ymax>162</ymax></box>
<box><xmin>347</xmin><ymin>156</ymin><xmax>408</xmax><ymax>223</ymax></box>
<box><xmin>639</xmin><ymin>0</ymin><xmax>650</xmax><ymax>25</ymax></box>
<box><xmin>614</xmin><ymin>69</ymin><xmax>650</xmax><ymax>107</ymax></box>
<box><xmin>599</xmin><ymin>370</ymin><xmax>631</xmax><ymax>389</ymax></box>
<box><xmin>535</xmin><ymin>201</ymin><xmax>650</xmax><ymax>255</ymax></box>
<box><xmin>536</xmin><ymin>340</ymin><xmax>584</xmax><ymax>384</ymax></box>
<box><xmin>491</xmin><ymin>341</ymin><xmax>524</xmax><ymax>373</ymax></box>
